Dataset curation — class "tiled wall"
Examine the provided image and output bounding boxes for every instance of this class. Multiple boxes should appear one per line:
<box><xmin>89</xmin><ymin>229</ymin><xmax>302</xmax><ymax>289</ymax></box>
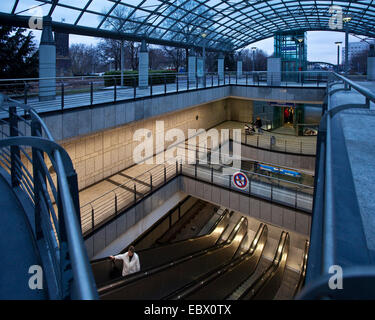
<box><xmin>59</xmin><ymin>99</ymin><xmax>228</xmax><ymax>190</ymax></box>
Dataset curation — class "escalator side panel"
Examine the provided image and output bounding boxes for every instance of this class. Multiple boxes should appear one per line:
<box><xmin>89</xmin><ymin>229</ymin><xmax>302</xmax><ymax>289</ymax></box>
<box><xmin>101</xmin><ymin>218</ymin><xmax>248</xmax><ymax>300</ymax></box>
<box><xmin>186</xmin><ymin>225</ymin><xmax>267</xmax><ymax>300</ymax></box>
<box><xmin>92</xmin><ymin>210</ymin><xmax>230</xmax><ymax>287</ymax></box>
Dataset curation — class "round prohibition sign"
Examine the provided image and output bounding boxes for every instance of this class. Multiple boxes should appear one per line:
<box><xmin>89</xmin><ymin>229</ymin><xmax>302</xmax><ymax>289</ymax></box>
<box><xmin>232</xmin><ymin>171</ymin><xmax>248</xmax><ymax>190</ymax></box>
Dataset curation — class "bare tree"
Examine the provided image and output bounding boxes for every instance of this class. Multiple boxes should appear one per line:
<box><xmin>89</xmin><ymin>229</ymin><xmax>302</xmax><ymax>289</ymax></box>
<box><xmin>98</xmin><ymin>6</ymin><xmax>142</xmax><ymax>71</ymax></box>
<box><xmin>162</xmin><ymin>1</ymin><xmax>215</xmax><ymax>70</ymax></box>
<box><xmin>70</xmin><ymin>44</ymin><xmax>102</xmax><ymax>75</ymax></box>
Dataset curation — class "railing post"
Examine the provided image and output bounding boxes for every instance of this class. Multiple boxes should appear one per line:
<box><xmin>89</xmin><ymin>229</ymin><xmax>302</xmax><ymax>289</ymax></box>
<box><xmin>9</xmin><ymin>106</ymin><xmax>20</xmax><ymax>188</ymax></box>
<box><xmin>90</xmin><ymin>81</ymin><xmax>93</xmax><ymax>105</ymax></box>
<box><xmin>224</xmin><ymin>72</ymin><xmax>226</xmax><ymax>85</ymax></box>
<box><xmin>257</xmin><ymin>135</ymin><xmax>259</xmax><ymax>148</ymax></box>
<box><xmin>229</xmin><ymin>174</ymin><xmax>231</xmax><ymax>190</ymax></box>
<box><xmin>134</xmin><ymin>184</ymin><xmax>137</xmax><ymax>204</ymax></box>
<box><xmin>246</xmin><ymin>73</ymin><xmax>248</xmax><ymax>86</ymax></box>
<box><xmin>31</xmin><ymin>119</ymin><xmax>44</xmax><ymax>240</ymax></box>
<box><xmin>91</xmin><ymin>208</ymin><xmax>95</xmax><ymax>232</ymax></box>
<box><xmin>196</xmin><ymin>74</ymin><xmax>198</xmax><ymax>90</ymax></box>
<box><xmin>114</xmin><ymin>78</ymin><xmax>117</xmax><ymax>103</ymax></box>
<box><xmin>211</xmin><ymin>74</ymin><xmax>214</xmax><ymax>87</ymax></box>
<box><xmin>133</xmin><ymin>77</ymin><xmax>137</xmax><ymax>100</ymax></box>
<box><xmin>176</xmin><ymin>161</ymin><xmax>178</xmax><ymax>176</ymax></box>
<box><xmin>195</xmin><ymin>163</ymin><xmax>197</xmax><ymax>179</ymax></box>
<box><xmin>176</xmin><ymin>74</ymin><xmax>179</xmax><ymax>93</ymax></box>
<box><xmin>66</xmin><ymin>170</ymin><xmax>81</xmax><ymax>230</ymax></box>
<box><xmin>249</xmin><ymin>176</ymin><xmax>252</xmax><ymax>196</ymax></box>
<box><xmin>164</xmin><ymin>74</ymin><xmax>167</xmax><ymax>95</ymax></box>
<box><xmin>115</xmin><ymin>193</ymin><xmax>118</xmax><ymax>215</ymax></box>
<box><xmin>164</xmin><ymin>165</ymin><xmax>167</xmax><ymax>183</ymax></box>
<box><xmin>24</xmin><ymin>82</ymin><xmax>28</xmax><ymax>104</ymax></box>
<box><xmin>57</xmin><ymin>182</ymin><xmax>72</xmax><ymax>300</ymax></box>
<box><xmin>61</xmin><ymin>82</ymin><xmax>64</xmax><ymax>110</ymax></box>
<box><xmin>150</xmin><ymin>173</ymin><xmax>153</xmax><ymax>192</ymax></box>
<box><xmin>211</xmin><ymin>166</ymin><xmax>214</xmax><ymax>184</ymax></box>
<box><xmin>150</xmin><ymin>75</ymin><xmax>153</xmax><ymax>96</ymax></box>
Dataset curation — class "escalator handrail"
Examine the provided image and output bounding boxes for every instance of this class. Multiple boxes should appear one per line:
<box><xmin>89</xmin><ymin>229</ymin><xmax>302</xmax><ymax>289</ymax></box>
<box><xmin>293</xmin><ymin>240</ymin><xmax>310</xmax><ymax>297</ymax></box>
<box><xmin>167</xmin><ymin>223</ymin><xmax>268</xmax><ymax>300</ymax></box>
<box><xmin>98</xmin><ymin>216</ymin><xmax>247</xmax><ymax>296</ymax></box>
<box><xmin>94</xmin><ymin>209</ymin><xmax>231</xmax><ymax>290</ymax></box>
<box><xmin>239</xmin><ymin>231</ymin><xmax>290</xmax><ymax>300</ymax></box>
<box><xmin>91</xmin><ymin>207</ymin><xmax>229</xmax><ymax>265</ymax></box>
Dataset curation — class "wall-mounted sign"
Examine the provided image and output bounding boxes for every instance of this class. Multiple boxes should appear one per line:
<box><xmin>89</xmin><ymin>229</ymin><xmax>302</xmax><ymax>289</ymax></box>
<box><xmin>232</xmin><ymin>171</ymin><xmax>249</xmax><ymax>192</ymax></box>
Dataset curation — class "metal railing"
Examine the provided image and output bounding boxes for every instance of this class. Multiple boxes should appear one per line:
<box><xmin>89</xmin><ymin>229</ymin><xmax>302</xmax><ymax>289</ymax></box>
<box><xmin>0</xmin><ymin>71</ymin><xmax>328</xmax><ymax>116</ymax></box>
<box><xmin>298</xmin><ymin>73</ymin><xmax>375</xmax><ymax>299</ymax></box>
<box><xmin>0</xmin><ymin>94</ymin><xmax>98</xmax><ymax>300</ymax></box>
<box><xmin>81</xmin><ymin>144</ymin><xmax>313</xmax><ymax>238</ymax></box>
<box><xmin>80</xmin><ymin>161</ymin><xmax>179</xmax><ymax>235</ymax></box>
<box><xmin>235</xmin><ymin>128</ymin><xmax>317</xmax><ymax>155</ymax></box>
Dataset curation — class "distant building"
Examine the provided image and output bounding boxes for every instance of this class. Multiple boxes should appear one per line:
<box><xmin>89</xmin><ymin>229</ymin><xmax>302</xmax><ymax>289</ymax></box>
<box><xmin>342</xmin><ymin>39</ymin><xmax>375</xmax><ymax>64</ymax></box>
<box><xmin>55</xmin><ymin>32</ymin><xmax>72</xmax><ymax>77</ymax></box>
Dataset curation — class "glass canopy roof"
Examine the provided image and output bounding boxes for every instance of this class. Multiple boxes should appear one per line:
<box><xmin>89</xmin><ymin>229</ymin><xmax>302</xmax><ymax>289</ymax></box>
<box><xmin>1</xmin><ymin>0</ymin><xmax>374</xmax><ymax>51</ymax></box>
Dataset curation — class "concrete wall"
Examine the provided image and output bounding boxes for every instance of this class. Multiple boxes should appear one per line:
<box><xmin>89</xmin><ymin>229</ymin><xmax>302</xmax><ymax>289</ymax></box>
<box><xmin>230</xmin><ymin>86</ymin><xmax>325</xmax><ymax>104</ymax></box>
<box><xmin>39</xmin><ymin>85</ymin><xmax>324</xmax><ymax>142</ymax></box>
<box><xmin>241</xmin><ymin>143</ymin><xmax>316</xmax><ymax>171</ymax></box>
<box><xmin>41</xmin><ymin>87</ymin><xmax>231</xmax><ymax>142</ymax></box>
<box><xmin>180</xmin><ymin>176</ymin><xmax>311</xmax><ymax>236</ymax></box>
<box><xmin>226</xmin><ymin>98</ymin><xmax>253</xmax><ymax>122</ymax></box>
<box><xmin>58</xmin><ymin>99</ymin><xmax>228</xmax><ymax>190</ymax></box>
<box><xmin>84</xmin><ymin>178</ymin><xmax>181</xmax><ymax>259</ymax></box>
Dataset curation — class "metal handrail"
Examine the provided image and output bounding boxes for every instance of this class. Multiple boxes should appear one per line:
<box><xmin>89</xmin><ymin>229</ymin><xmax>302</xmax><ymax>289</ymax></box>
<box><xmin>299</xmin><ymin>72</ymin><xmax>375</xmax><ymax>299</ymax></box>
<box><xmin>0</xmin><ymin>95</ymin><xmax>98</xmax><ymax>300</ymax></box>
<box><xmin>332</xmin><ymin>72</ymin><xmax>375</xmax><ymax>104</ymax></box>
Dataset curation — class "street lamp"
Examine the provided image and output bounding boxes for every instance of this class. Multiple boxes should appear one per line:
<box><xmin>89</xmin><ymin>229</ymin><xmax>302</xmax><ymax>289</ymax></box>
<box><xmin>335</xmin><ymin>41</ymin><xmax>342</xmax><ymax>72</ymax></box>
<box><xmin>296</xmin><ymin>37</ymin><xmax>304</xmax><ymax>82</ymax></box>
<box><xmin>251</xmin><ymin>47</ymin><xmax>257</xmax><ymax>72</ymax></box>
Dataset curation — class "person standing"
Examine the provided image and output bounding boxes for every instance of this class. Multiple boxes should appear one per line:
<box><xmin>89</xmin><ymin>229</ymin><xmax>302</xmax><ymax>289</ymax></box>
<box><xmin>255</xmin><ymin>117</ymin><xmax>263</xmax><ymax>133</ymax></box>
<box><xmin>109</xmin><ymin>246</ymin><xmax>140</xmax><ymax>277</ymax></box>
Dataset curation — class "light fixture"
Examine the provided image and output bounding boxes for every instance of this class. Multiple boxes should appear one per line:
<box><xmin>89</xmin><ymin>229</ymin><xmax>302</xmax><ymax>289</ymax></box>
<box><xmin>201</xmin><ymin>32</ymin><xmax>207</xmax><ymax>38</ymax></box>
<box><xmin>335</xmin><ymin>41</ymin><xmax>342</xmax><ymax>46</ymax></box>
<box><xmin>251</xmin><ymin>47</ymin><xmax>257</xmax><ymax>51</ymax></box>
<box><xmin>343</xmin><ymin>16</ymin><xmax>352</xmax><ymax>23</ymax></box>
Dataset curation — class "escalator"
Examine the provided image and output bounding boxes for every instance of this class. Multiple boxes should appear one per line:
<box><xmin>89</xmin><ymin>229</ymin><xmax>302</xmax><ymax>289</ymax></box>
<box><xmin>100</xmin><ymin>216</ymin><xmax>248</xmax><ymax>299</ymax></box>
<box><xmin>239</xmin><ymin>231</ymin><xmax>290</xmax><ymax>300</ymax></box>
<box><xmin>292</xmin><ymin>240</ymin><xmax>310</xmax><ymax>297</ymax></box>
<box><xmin>166</xmin><ymin>223</ymin><xmax>268</xmax><ymax>300</ymax></box>
<box><xmin>91</xmin><ymin>208</ymin><xmax>231</xmax><ymax>288</ymax></box>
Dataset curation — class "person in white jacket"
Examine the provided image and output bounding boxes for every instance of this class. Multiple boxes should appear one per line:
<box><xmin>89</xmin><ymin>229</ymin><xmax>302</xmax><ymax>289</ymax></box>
<box><xmin>109</xmin><ymin>246</ymin><xmax>141</xmax><ymax>277</ymax></box>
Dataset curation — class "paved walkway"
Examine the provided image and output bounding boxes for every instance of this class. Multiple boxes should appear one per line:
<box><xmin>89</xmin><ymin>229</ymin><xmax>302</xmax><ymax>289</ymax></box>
<box><xmin>1</xmin><ymin>76</ymin><xmax>326</xmax><ymax>118</ymax></box>
<box><xmin>0</xmin><ymin>174</ymin><xmax>47</xmax><ymax>299</ymax></box>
